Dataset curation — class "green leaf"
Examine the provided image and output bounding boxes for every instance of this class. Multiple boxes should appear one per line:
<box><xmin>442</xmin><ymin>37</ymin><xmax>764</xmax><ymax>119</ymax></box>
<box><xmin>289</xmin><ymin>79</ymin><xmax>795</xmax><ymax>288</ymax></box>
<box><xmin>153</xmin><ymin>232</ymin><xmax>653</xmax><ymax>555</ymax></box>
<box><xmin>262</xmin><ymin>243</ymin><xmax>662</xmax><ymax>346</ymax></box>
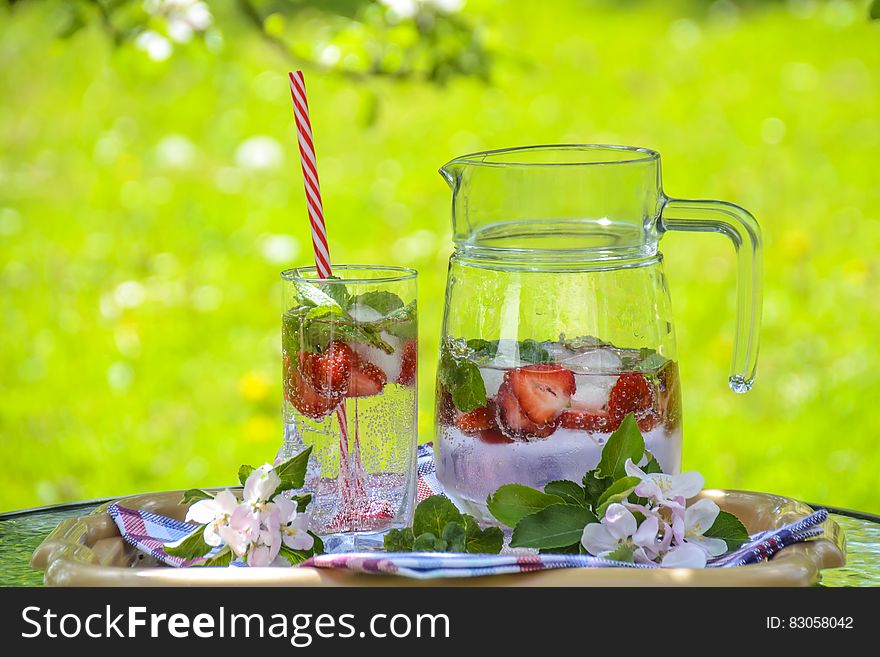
<box><xmin>413</xmin><ymin>532</ymin><xmax>446</xmax><ymax>552</ymax></box>
<box><xmin>596</xmin><ymin>413</ymin><xmax>645</xmax><ymax>479</ymax></box>
<box><xmin>486</xmin><ymin>484</ymin><xmax>565</xmax><ymax>528</ymax></box>
<box><xmin>871</xmin><ymin>0</ymin><xmax>880</xmax><ymax>20</ymax></box>
<box><xmin>517</xmin><ymin>339</ymin><xmax>552</xmax><ymax>364</ymax></box>
<box><xmin>643</xmin><ymin>453</ymin><xmax>663</xmax><ymax>474</ymax></box>
<box><xmin>604</xmin><ymin>543</ymin><xmax>635</xmax><ymax>563</ymax></box>
<box><xmin>441</xmin><ymin>522</ymin><xmax>467</xmax><ymax>552</ymax></box>
<box><xmin>539</xmin><ymin>542</ymin><xmax>581</xmax><ymax>555</ymax></box>
<box><xmin>582</xmin><ymin>470</ymin><xmax>612</xmax><ymax>508</ymax></box>
<box><xmin>293</xmin><ymin>279</ymin><xmax>345</xmax><ymax>310</ymax></box>
<box><xmin>352</xmin><ymin>290</ymin><xmax>404</xmax><ymax>315</ymax></box>
<box><xmin>375</xmin><ymin>301</ymin><xmax>417</xmax><ymax>339</ymax></box>
<box><xmin>272</xmin><ymin>446</ymin><xmax>312</xmax><ymax>495</ymax></box>
<box><xmin>238</xmin><ymin>465</ymin><xmax>254</xmax><ymax>487</ymax></box>
<box><xmin>704</xmin><ymin>510</ymin><xmax>750</xmax><ymax>552</ymax></box>
<box><xmin>509</xmin><ymin>504</ymin><xmax>598</xmax><ymax>549</ymax></box>
<box><xmin>164</xmin><ymin>525</ymin><xmax>213</xmax><ymax>560</ymax></box>
<box><xmin>412</xmin><ymin>495</ymin><xmax>463</xmax><ymax>538</ymax></box>
<box><xmin>181</xmin><ymin>489</ymin><xmax>213</xmax><ymax>505</ymax></box>
<box><xmin>196</xmin><ymin>548</ymin><xmax>233</xmax><ymax>567</ymax></box>
<box><xmin>634</xmin><ymin>347</ymin><xmax>668</xmax><ymax>373</ymax></box>
<box><xmin>462</xmin><ymin>515</ymin><xmax>503</xmax><ymax>554</ymax></box>
<box><xmin>309</xmin><ymin>531</ymin><xmax>324</xmax><ymax>555</ymax></box>
<box><xmin>466</xmin><ymin>338</ymin><xmax>498</xmax><ymax>359</ymax></box>
<box><xmin>277</xmin><ymin>544</ymin><xmax>310</xmax><ymax>566</ymax></box>
<box><xmin>321</xmin><ymin>276</ymin><xmax>351</xmax><ymax>309</ymax></box>
<box><xmin>288</xmin><ymin>493</ymin><xmax>312</xmax><ymax>512</ymax></box>
<box><xmin>438</xmin><ymin>353</ymin><xmax>487</xmax><ymax>413</ymax></box>
<box><xmin>384</xmin><ymin>527</ymin><xmax>415</xmax><ymax>552</ymax></box>
<box><xmin>543</xmin><ymin>480</ymin><xmax>587</xmax><ymax>507</ymax></box>
<box><xmin>595</xmin><ymin>476</ymin><xmax>641</xmax><ymax>518</ymax></box>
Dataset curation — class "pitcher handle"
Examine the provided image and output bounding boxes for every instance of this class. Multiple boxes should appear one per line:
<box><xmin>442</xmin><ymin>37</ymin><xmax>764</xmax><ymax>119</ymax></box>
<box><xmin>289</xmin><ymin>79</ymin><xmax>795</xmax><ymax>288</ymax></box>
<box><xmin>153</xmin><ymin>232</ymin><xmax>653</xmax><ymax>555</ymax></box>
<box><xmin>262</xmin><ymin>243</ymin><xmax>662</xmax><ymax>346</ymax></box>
<box><xmin>659</xmin><ymin>198</ymin><xmax>763</xmax><ymax>393</ymax></box>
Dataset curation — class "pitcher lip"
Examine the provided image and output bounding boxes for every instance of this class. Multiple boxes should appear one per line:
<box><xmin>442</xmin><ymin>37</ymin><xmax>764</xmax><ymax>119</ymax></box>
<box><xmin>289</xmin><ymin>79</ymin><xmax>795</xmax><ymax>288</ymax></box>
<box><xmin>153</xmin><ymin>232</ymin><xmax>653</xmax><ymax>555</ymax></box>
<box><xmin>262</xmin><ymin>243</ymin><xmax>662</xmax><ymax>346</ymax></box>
<box><xmin>440</xmin><ymin>144</ymin><xmax>660</xmax><ymax>169</ymax></box>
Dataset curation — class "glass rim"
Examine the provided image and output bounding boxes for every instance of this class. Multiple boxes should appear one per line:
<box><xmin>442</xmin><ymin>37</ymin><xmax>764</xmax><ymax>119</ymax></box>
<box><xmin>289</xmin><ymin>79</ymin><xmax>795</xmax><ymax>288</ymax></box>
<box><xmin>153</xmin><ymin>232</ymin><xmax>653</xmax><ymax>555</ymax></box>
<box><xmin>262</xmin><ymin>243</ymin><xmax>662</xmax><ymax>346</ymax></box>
<box><xmin>442</xmin><ymin>143</ymin><xmax>660</xmax><ymax>168</ymax></box>
<box><xmin>280</xmin><ymin>264</ymin><xmax>418</xmax><ymax>284</ymax></box>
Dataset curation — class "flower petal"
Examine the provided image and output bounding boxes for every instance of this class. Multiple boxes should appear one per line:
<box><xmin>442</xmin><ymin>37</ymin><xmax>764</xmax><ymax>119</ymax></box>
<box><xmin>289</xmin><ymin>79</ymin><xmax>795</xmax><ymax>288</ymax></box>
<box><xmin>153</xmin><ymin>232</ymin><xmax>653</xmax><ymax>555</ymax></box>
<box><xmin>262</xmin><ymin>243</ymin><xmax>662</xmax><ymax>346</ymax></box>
<box><xmin>661</xmin><ymin>544</ymin><xmax>707</xmax><ymax>569</ymax></box>
<box><xmin>685</xmin><ymin>498</ymin><xmax>720</xmax><ymax>535</ymax></box>
<box><xmin>213</xmin><ymin>489</ymin><xmax>239</xmax><ymax>515</ymax></box>
<box><xmin>687</xmin><ymin>535</ymin><xmax>729</xmax><ymax>557</ymax></box>
<box><xmin>243</xmin><ymin>464</ymin><xmax>282</xmax><ymax>504</ymax></box>
<box><xmin>632</xmin><ymin>515</ymin><xmax>659</xmax><ymax>549</ymax></box>
<box><xmin>604</xmin><ymin>503</ymin><xmax>637</xmax><ymax>541</ymax></box>
<box><xmin>282</xmin><ymin>530</ymin><xmax>314</xmax><ymax>551</ymax></box>
<box><xmin>669</xmin><ymin>470</ymin><xmax>704</xmax><ymax>499</ymax></box>
<box><xmin>186</xmin><ymin>498</ymin><xmax>220</xmax><ymax>524</ymax></box>
<box><xmin>582</xmin><ymin>523</ymin><xmax>618</xmax><ymax>555</ymax></box>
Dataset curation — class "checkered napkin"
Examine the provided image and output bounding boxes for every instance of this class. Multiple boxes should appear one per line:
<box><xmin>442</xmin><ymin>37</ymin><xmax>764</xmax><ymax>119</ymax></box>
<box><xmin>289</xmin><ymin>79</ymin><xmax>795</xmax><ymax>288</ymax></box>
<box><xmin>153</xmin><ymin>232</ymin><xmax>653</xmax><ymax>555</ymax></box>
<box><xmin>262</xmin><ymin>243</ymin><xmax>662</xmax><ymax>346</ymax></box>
<box><xmin>108</xmin><ymin>444</ymin><xmax>829</xmax><ymax>577</ymax></box>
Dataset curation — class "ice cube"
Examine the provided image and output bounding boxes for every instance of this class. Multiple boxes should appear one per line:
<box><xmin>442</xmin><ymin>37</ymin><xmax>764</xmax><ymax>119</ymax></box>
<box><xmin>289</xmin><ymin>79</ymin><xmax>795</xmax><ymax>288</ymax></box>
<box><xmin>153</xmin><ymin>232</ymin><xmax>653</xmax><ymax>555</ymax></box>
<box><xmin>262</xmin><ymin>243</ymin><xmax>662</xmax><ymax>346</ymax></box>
<box><xmin>348</xmin><ymin>303</ymin><xmax>384</xmax><ymax>323</ymax></box>
<box><xmin>353</xmin><ymin>331</ymin><xmax>402</xmax><ymax>382</ymax></box>
<box><xmin>479</xmin><ymin>367</ymin><xmax>505</xmax><ymax>398</ymax></box>
<box><xmin>562</xmin><ymin>348</ymin><xmax>622</xmax><ymax>374</ymax></box>
<box><xmin>571</xmin><ymin>373</ymin><xmax>617</xmax><ymax>409</ymax></box>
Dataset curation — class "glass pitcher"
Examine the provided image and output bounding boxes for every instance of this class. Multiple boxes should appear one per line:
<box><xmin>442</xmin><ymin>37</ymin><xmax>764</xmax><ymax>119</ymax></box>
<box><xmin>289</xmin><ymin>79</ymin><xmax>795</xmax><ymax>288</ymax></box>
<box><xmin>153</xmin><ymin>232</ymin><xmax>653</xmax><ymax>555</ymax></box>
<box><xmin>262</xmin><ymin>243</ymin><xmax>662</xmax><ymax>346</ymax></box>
<box><xmin>434</xmin><ymin>144</ymin><xmax>762</xmax><ymax>522</ymax></box>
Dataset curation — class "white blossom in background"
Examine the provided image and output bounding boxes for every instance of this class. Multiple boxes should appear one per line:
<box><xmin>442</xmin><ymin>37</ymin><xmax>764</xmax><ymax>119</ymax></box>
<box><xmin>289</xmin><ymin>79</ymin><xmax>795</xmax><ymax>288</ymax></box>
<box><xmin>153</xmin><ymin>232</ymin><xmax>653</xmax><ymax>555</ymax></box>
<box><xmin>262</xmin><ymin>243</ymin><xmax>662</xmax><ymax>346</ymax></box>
<box><xmin>135</xmin><ymin>31</ymin><xmax>172</xmax><ymax>61</ymax></box>
<box><xmin>379</xmin><ymin>0</ymin><xmax>464</xmax><ymax>20</ymax></box>
<box><xmin>138</xmin><ymin>0</ymin><xmax>213</xmax><ymax>60</ymax></box>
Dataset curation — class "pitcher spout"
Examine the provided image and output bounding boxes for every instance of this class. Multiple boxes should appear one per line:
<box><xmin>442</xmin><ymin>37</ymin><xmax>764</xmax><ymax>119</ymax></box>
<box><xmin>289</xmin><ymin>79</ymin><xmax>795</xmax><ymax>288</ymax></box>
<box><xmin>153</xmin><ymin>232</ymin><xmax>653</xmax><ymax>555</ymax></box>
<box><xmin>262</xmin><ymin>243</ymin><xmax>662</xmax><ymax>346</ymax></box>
<box><xmin>438</xmin><ymin>160</ymin><xmax>464</xmax><ymax>189</ymax></box>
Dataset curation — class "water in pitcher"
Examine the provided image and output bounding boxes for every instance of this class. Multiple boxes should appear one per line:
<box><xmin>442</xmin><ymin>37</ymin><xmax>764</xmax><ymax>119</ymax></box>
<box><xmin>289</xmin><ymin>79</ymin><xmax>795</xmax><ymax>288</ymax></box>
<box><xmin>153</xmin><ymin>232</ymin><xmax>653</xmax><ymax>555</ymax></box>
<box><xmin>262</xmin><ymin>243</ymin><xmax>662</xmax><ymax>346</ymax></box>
<box><xmin>435</xmin><ymin>336</ymin><xmax>682</xmax><ymax>522</ymax></box>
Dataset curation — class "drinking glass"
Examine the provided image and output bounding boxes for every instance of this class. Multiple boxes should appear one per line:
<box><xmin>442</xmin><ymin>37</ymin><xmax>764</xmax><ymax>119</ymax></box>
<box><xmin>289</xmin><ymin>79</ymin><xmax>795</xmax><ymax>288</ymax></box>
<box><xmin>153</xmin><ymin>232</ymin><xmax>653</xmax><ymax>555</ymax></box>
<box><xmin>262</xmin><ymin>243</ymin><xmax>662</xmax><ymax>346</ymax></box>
<box><xmin>279</xmin><ymin>265</ymin><xmax>418</xmax><ymax>552</ymax></box>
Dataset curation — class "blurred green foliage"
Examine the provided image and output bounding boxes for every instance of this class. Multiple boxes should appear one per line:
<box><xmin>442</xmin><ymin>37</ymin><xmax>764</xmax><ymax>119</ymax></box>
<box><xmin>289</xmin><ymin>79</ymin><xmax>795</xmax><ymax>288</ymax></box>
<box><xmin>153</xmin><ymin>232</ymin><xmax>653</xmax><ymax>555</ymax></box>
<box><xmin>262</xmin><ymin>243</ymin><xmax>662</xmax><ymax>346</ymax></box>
<box><xmin>1</xmin><ymin>0</ymin><xmax>878</xmax><ymax>513</ymax></box>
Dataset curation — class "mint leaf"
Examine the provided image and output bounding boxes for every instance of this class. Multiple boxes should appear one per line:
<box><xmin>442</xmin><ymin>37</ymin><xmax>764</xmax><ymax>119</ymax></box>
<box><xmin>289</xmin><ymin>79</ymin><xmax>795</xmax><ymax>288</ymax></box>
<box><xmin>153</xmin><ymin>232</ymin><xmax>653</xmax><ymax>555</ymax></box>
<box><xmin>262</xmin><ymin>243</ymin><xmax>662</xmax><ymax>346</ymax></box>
<box><xmin>596</xmin><ymin>413</ymin><xmax>644</xmax><ymax>479</ymax></box>
<box><xmin>704</xmin><ymin>510</ymin><xmax>750</xmax><ymax>552</ymax></box>
<box><xmin>321</xmin><ymin>276</ymin><xmax>351</xmax><ymax>309</ymax></box>
<box><xmin>486</xmin><ymin>484</ymin><xmax>565</xmax><ymax>528</ymax></box>
<box><xmin>604</xmin><ymin>543</ymin><xmax>635</xmax><ymax>563</ymax></box>
<box><xmin>518</xmin><ymin>339</ymin><xmax>551</xmax><ymax>364</ymax></box>
<box><xmin>438</xmin><ymin>353</ymin><xmax>487</xmax><ymax>413</ymax></box>
<box><xmin>181</xmin><ymin>489</ymin><xmax>213</xmax><ymax>505</ymax></box>
<box><xmin>352</xmin><ymin>290</ymin><xmax>404</xmax><ymax>315</ymax></box>
<box><xmin>413</xmin><ymin>532</ymin><xmax>445</xmax><ymax>552</ymax></box>
<box><xmin>375</xmin><ymin>301</ymin><xmax>417</xmax><ymax>339</ymax></box>
<box><xmin>466</xmin><ymin>339</ymin><xmax>498</xmax><ymax>359</ymax></box>
<box><xmin>634</xmin><ymin>347</ymin><xmax>668</xmax><ymax>373</ymax></box>
<box><xmin>462</xmin><ymin>515</ymin><xmax>503</xmax><ymax>554</ymax></box>
<box><xmin>196</xmin><ymin>548</ymin><xmax>233</xmax><ymax>567</ymax></box>
<box><xmin>441</xmin><ymin>522</ymin><xmax>467</xmax><ymax>552</ymax></box>
<box><xmin>384</xmin><ymin>528</ymin><xmax>415</xmax><ymax>552</ymax></box>
<box><xmin>582</xmin><ymin>470</ymin><xmax>612</xmax><ymax>508</ymax></box>
<box><xmin>293</xmin><ymin>279</ymin><xmax>345</xmax><ymax>310</ymax></box>
<box><xmin>595</xmin><ymin>476</ymin><xmax>641</xmax><ymax>518</ymax></box>
<box><xmin>560</xmin><ymin>335</ymin><xmax>610</xmax><ymax>351</ymax></box>
<box><xmin>509</xmin><ymin>504</ymin><xmax>597</xmax><ymax>549</ymax></box>
<box><xmin>543</xmin><ymin>480</ymin><xmax>587</xmax><ymax>507</ymax></box>
<box><xmin>238</xmin><ymin>465</ymin><xmax>254</xmax><ymax>487</ymax></box>
<box><xmin>272</xmin><ymin>446</ymin><xmax>312</xmax><ymax>495</ymax></box>
<box><xmin>412</xmin><ymin>495</ymin><xmax>463</xmax><ymax>538</ymax></box>
<box><xmin>164</xmin><ymin>525</ymin><xmax>212</xmax><ymax>560</ymax></box>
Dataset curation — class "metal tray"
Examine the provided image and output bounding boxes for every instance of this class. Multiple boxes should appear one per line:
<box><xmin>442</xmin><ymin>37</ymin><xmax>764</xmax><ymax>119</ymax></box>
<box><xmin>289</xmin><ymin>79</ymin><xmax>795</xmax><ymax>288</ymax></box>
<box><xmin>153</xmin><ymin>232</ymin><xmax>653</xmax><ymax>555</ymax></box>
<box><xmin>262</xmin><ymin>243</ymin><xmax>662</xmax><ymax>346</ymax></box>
<box><xmin>31</xmin><ymin>489</ymin><xmax>845</xmax><ymax>587</ymax></box>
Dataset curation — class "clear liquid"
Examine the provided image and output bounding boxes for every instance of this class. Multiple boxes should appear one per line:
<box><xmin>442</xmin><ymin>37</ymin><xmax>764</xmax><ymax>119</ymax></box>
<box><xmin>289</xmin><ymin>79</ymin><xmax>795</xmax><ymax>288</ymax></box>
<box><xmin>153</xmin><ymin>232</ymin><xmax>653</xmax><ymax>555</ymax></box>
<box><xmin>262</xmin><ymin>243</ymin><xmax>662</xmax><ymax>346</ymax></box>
<box><xmin>281</xmin><ymin>383</ymin><xmax>417</xmax><ymax>550</ymax></box>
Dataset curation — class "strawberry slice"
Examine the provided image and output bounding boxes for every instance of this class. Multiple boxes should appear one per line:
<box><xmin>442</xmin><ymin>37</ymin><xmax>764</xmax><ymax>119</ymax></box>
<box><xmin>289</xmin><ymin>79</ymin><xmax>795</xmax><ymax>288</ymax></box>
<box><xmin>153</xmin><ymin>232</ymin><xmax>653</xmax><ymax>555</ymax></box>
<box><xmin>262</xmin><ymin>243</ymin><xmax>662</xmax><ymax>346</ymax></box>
<box><xmin>507</xmin><ymin>364</ymin><xmax>576</xmax><ymax>425</ymax></box>
<box><xmin>347</xmin><ymin>357</ymin><xmax>387</xmax><ymax>397</ymax></box>
<box><xmin>477</xmin><ymin>427</ymin><xmax>514</xmax><ymax>444</ymax></box>
<box><xmin>454</xmin><ymin>401</ymin><xmax>498</xmax><ymax>435</ymax></box>
<box><xmin>397</xmin><ymin>339</ymin><xmax>417</xmax><ymax>386</ymax></box>
<box><xmin>496</xmin><ymin>380</ymin><xmax>556</xmax><ymax>441</ymax></box>
<box><xmin>559</xmin><ymin>408</ymin><xmax>611</xmax><ymax>432</ymax></box>
<box><xmin>284</xmin><ymin>361</ymin><xmax>336</xmax><ymax>420</ymax></box>
<box><xmin>608</xmin><ymin>372</ymin><xmax>655</xmax><ymax>428</ymax></box>
<box><xmin>301</xmin><ymin>341</ymin><xmax>352</xmax><ymax>402</ymax></box>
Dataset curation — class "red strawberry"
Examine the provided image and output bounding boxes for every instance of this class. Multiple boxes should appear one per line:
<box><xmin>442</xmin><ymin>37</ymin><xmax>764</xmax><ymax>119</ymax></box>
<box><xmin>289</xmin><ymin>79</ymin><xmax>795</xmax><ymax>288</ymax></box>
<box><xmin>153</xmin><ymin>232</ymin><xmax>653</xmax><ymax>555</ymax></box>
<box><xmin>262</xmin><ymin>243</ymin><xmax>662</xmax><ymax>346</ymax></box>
<box><xmin>454</xmin><ymin>401</ymin><xmax>498</xmax><ymax>435</ymax></box>
<box><xmin>496</xmin><ymin>380</ymin><xmax>556</xmax><ymax>441</ymax></box>
<box><xmin>301</xmin><ymin>341</ymin><xmax>352</xmax><ymax>401</ymax></box>
<box><xmin>507</xmin><ymin>364</ymin><xmax>576</xmax><ymax>425</ymax></box>
<box><xmin>608</xmin><ymin>372</ymin><xmax>655</xmax><ymax>428</ymax></box>
<box><xmin>477</xmin><ymin>427</ymin><xmax>514</xmax><ymax>444</ymax></box>
<box><xmin>559</xmin><ymin>408</ymin><xmax>612</xmax><ymax>432</ymax></box>
<box><xmin>347</xmin><ymin>357</ymin><xmax>387</xmax><ymax>397</ymax></box>
<box><xmin>397</xmin><ymin>340</ymin><xmax>417</xmax><ymax>386</ymax></box>
<box><xmin>285</xmin><ymin>364</ymin><xmax>336</xmax><ymax>420</ymax></box>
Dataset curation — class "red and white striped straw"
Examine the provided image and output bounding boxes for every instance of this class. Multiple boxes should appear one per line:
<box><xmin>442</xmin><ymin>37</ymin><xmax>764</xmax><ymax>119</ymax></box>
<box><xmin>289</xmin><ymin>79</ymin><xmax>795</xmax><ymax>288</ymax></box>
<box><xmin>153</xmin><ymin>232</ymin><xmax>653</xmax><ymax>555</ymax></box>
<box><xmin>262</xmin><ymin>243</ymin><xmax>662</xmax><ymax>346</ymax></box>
<box><xmin>288</xmin><ymin>70</ymin><xmax>332</xmax><ymax>278</ymax></box>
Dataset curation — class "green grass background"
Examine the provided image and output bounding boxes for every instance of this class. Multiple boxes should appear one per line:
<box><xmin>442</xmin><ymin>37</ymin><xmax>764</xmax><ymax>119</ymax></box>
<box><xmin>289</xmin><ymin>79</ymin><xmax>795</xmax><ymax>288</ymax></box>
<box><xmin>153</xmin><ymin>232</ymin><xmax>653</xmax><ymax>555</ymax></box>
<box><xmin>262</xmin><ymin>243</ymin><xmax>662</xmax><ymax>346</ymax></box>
<box><xmin>1</xmin><ymin>0</ymin><xmax>878</xmax><ymax>513</ymax></box>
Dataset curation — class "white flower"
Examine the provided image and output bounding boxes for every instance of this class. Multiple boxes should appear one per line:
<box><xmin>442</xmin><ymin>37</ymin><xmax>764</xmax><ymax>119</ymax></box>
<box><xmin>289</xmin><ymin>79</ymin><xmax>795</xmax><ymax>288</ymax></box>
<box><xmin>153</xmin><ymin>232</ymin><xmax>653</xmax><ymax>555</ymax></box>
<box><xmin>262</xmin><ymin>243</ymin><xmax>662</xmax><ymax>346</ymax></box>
<box><xmin>661</xmin><ymin>543</ymin><xmax>708</xmax><ymax>568</ymax></box>
<box><xmin>275</xmin><ymin>497</ymin><xmax>315</xmax><ymax>551</ymax></box>
<box><xmin>246</xmin><ymin>503</ymin><xmax>282</xmax><ymax>566</ymax></box>
<box><xmin>672</xmin><ymin>498</ymin><xmax>728</xmax><ymax>557</ymax></box>
<box><xmin>581</xmin><ymin>503</ymin><xmax>659</xmax><ymax>560</ymax></box>
<box><xmin>185</xmin><ymin>490</ymin><xmax>239</xmax><ymax>547</ymax></box>
<box><xmin>624</xmin><ymin>458</ymin><xmax>704</xmax><ymax>507</ymax></box>
<box><xmin>243</xmin><ymin>464</ymin><xmax>281</xmax><ymax>505</ymax></box>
